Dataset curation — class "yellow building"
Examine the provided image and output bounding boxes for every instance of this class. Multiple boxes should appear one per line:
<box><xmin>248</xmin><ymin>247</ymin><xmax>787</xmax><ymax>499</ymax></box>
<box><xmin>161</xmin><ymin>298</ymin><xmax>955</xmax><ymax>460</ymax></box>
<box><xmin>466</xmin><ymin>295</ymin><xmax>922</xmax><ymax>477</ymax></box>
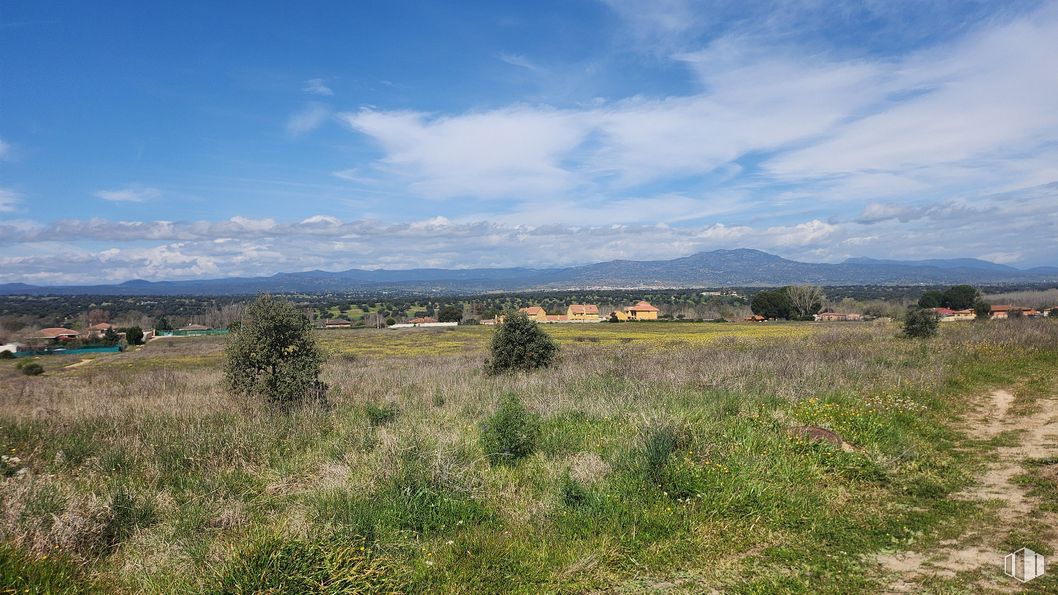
<box><xmin>519</xmin><ymin>306</ymin><xmax>548</xmax><ymax>322</ymax></box>
<box><xmin>626</xmin><ymin>301</ymin><xmax>659</xmax><ymax>320</ymax></box>
<box><xmin>566</xmin><ymin>304</ymin><xmax>600</xmax><ymax>321</ymax></box>
<box><xmin>609</xmin><ymin>310</ymin><xmax>631</xmax><ymax>321</ymax></box>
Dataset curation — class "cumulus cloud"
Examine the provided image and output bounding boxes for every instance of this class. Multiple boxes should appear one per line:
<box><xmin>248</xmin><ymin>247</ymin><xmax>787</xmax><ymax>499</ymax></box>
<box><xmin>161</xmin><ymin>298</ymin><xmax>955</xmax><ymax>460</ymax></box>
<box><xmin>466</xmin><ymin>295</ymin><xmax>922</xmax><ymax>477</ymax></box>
<box><xmin>303</xmin><ymin>78</ymin><xmax>334</xmax><ymax>96</ymax></box>
<box><xmin>340</xmin><ymin>107</ymin><xmax>588</xmax><ymax>198</ymax></box>
<box><xmin>93</xmin><ymin>186</ymin><xmax>161</xmax><ymax>202</ymax></box>
<box><xmin>2</xmin><ymin>179</ymin><xmax>1056</xmax><ymax>283</ymax></box>
<box><xmin>337</xmin><ymin>4</ymin><xmax>1058</xmax><ymax>214</ymax></box>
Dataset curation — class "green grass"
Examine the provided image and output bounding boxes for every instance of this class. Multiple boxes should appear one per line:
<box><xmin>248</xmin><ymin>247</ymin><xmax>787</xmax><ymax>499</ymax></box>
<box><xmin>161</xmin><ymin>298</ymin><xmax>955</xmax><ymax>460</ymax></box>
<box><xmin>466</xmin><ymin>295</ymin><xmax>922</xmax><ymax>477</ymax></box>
<box><xmin>0</xmin><ymin>321</ymin><xmax>1055</xmax><ymax>591</ymax></box>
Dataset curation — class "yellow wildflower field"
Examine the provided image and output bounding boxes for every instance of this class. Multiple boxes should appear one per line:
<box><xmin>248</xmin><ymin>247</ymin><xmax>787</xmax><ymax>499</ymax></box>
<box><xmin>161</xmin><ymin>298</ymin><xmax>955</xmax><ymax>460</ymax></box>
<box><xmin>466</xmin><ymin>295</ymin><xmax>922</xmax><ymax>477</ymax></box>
<box><xmin>319</xmin><ymin>321</ymin><xmax>817</xmax><ymax>358</ymax></box>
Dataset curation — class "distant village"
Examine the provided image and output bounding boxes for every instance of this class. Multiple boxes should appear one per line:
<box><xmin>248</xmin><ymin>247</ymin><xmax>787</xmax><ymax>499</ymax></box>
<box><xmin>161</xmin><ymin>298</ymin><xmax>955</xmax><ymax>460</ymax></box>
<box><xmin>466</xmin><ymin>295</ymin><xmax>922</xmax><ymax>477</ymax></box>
<box><xmin>3</xmin><ymin>294</ymin><xmax>1055</xmax><ymax>358</ymax></box>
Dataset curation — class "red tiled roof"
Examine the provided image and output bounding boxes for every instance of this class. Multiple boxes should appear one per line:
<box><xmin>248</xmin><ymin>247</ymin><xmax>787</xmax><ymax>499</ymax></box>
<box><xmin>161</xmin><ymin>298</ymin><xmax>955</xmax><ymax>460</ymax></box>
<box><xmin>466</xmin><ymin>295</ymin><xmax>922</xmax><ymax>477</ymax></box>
<box><xmin>568</xmin><ymin>304</ymin><xmax>599</xmax><ymax>314</ymax></box>
<box><xmin>991</xmin><ymin>304</ymin><xmax>1013</xmax><ymax>312</ymax></box>
<box><xmin>934</xmin><ymin>308</ymin><xmax>956</xmax><ymax>316</ymax></box>
<box><xmin>33</xmin><ymin>327</ymin><xmax>79</xmax><ymax>338</ymax></box>
<box><xmin>626</xmin><ymin>301</ymin><xmax>659</xmax><ymax>312</ymax></box>
<box><xmin>408</xmin><ymin>317</ymin><xmax>438</xmax><ymax>324</ymax></box>
<box><xmin>520</xmin><ymin>306</ymin><xmax>546</xmax><ymax>316</ymax></box>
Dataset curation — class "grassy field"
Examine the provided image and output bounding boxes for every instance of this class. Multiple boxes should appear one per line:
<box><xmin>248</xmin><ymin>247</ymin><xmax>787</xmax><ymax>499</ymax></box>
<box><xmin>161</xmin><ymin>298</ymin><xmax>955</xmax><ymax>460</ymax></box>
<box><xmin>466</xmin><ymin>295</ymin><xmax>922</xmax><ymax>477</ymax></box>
<box><xmin>1</xmin><ymin>320</ymin><xmax>1057</xmax><ymax>592</ymax></box>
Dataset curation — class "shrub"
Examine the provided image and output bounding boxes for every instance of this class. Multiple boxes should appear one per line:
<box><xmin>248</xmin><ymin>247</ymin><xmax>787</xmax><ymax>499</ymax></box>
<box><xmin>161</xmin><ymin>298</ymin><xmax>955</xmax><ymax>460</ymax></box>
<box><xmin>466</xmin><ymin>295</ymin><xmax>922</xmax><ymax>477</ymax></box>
<box><xmin>480</xmin><ymin>393</ymin><xmax>541</xmax><ymax>465</ymax></box>
<box><xmin>224</xmin><ymin>294</ymin><xmax>328</xmax><ymax>408</ymax></box>
<box><xmin>20</xmin><ymin>362</ymin><xmax>44</xmax><ymax>376</ymax></box>
<box><xmin>974</xmin><ymin>299</ymin><xmax>992</xmax><ymax>320</ymax></box>
<box><xmin>484</xmin><ymin>311</ymin><xmax>558</xmax><ymax>374</ymax></box>
<box><xmin>903</xmin><ymin>308</ymin><xmax>940</xmax><ymax>339</ymax></box>
<box><xmin>0</xmin><ymin>350</ymin><xmax>14</xmax><ymax>359</ymax></box>
<box><xmin>124</xmin><ymin>326</ymin><xmax>144</xmax><ymax>345</ymax></box>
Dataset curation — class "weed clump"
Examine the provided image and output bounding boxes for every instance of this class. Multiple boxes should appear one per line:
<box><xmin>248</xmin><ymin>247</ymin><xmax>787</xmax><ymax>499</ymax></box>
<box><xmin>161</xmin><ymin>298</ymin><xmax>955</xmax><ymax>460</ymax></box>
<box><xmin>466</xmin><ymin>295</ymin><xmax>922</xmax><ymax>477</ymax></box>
<box><xmin>480</xmin><ymin>393</ymin><xmax>541</xmax><ymax>466</ymax></box>
<box><xmin>19</xmin><ymin>362</ymin><xmax>44</xmax><ymax>376</ymax></box>
<box><xmin>364</xmin><ymin>402</ymin><xmax>398</xmax><ymax>426</ymax></box>
<box><xmin>485</xmin><ymin>311</ymin><xmax>558</xmax><ymax>374</ymax></box>
<box><xmin>218</xmin><ymin>535</ymin><xmax>404</xmax><ymax>593</ymax></box>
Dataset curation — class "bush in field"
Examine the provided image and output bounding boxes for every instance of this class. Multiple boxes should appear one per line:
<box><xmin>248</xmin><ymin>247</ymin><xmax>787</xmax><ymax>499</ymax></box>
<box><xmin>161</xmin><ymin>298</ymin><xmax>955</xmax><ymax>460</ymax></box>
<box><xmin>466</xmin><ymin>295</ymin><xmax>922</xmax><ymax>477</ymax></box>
<box><xmin>903</xmin><ymin>308</ymin><xmax>940</xmax><ymax>338</ymax></box>
<box><xmin>484</xmin><ymin>311</ymin><xmax>558</xmax><ymax>374</ymax></box>
<box><xmin>1050</xmin><ymin>307</ymin><xmax>1058</xmax><ymax>318</ymax></box>
<box><xmin>225</xmin><ymin>294</ymin><xmax>327</xmax><ymax>408</ymax></box>
<box><xmin>20</xmin><ymin>362</ymin><xmax>44</xmax><ymax>376</ymax></box>
<box><xmin>480</xmin><ymin>393</ymin><xmax>541</xmax><ymax>465</ymax></box>
<box><xmin>974</xmin><ymin>299</ymin><xmax>992</xmax><ymax>320</ymax></box>
<box><xmin>124</xmin><ymin>326</ymin><xmax>144</xmax><ymax>345</ymax></box>
<box><xmin>0</xmin><ymin>350</ymin><xmax>14</xmax><ymax>360</ymax></box>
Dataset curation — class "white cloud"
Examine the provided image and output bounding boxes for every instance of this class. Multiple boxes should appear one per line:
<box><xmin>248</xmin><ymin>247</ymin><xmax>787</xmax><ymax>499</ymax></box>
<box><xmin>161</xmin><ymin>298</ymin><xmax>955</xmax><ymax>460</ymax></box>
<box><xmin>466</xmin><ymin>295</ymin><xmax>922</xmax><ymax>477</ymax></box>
<box><xmin>497</xmin><ymin>53</ymin><xmax>542</xmax><ymax>72</ymax></box>
<box><xmin>0</xmin><ymin>188</ymin><xmax>19</xmax><ymax>212</ymax></box>
<box><xmin>2</xmin><ymin>179</ymin><xmax>1056</xmax><ymax>283</ymax></box>
<box><xmin>0</xmin><ymin>138</ymin><xmax>11</xmax><ymax>161</ymax></box>
<box><xmin>303</xmin><ymin>78</ymin><xmax>334</xmax><ymax>96</ymax></box>
<box><xmin>340</xmin><ymin>107</ymin><xmax>589</xmax><ymax>198</ymax></box>
<box><xmin>286</xmin><ymin>102</ymin><xmax>332</xmax><ymax>136</ymax></box>
<box><xmin>336</xmin><ymin>4</ymin><xmax>1058</xmax><ymax>218</ymax></box>
<box><xmin>93</xmin><ymin>186</ymin><xmax>161</xmax><ymax>203</ymax></box>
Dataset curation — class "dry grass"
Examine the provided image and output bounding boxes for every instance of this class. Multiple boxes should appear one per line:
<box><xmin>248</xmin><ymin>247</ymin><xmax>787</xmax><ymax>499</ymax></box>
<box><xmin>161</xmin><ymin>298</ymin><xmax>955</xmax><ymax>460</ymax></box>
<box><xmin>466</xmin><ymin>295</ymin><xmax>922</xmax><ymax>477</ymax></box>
<box><xmin>1</xmin><ymin>319</ymin><xmax>1057</xmax><ymax>592</ymax></box>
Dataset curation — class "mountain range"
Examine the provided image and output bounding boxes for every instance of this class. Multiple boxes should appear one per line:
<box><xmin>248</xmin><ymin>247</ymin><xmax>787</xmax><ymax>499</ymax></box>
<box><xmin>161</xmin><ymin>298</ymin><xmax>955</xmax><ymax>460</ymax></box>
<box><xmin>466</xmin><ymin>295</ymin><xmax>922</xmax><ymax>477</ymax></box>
<box><xmin>2</xmin><ymin>249</ymin><xmax>1056</xmax><ymax>296</ymax></box>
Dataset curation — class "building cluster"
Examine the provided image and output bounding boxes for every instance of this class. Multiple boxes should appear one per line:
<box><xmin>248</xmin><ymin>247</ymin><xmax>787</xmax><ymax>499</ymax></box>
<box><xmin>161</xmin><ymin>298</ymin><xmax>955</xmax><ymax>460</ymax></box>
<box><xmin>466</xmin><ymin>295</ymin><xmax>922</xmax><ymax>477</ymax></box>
<box><xmin>987</xmin><ymin>305</ymin><xmax>1051</xmax><ymax>319</ymax></box>
<box><xmin>481</xmin><ymin>301</ymin><xmax>660</xmax><ymax>325</ymax></box>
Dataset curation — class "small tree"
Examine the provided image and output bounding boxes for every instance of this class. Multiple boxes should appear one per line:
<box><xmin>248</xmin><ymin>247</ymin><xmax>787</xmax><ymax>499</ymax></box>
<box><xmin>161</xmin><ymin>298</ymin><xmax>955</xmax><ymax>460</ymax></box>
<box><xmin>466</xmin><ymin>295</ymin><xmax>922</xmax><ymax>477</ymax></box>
<box><xmin>21</xmin><ymin>362</ymin><xmax>44</xmax><ymax>376</ymax></box>
<box><xmin>124</xmin><ymin>326</ymin><xmax>145</xmax><ymax>345</ymax></box>
<box><xmin>485</xmin><ymin>311</ymin><xmax>558</xmax><ymax>374</ymax></box>
<box><xmin>225</xmin><ymin>294</ymin><xmax>327</xmax><ymax>408</ymax></box>
<box><xmin>480</xmin><ymin>393</ymin><xmax>541</xmax><ymax>465</ymax></box>
<box><xmin>103</xmin><ymin>327</ymin><xmax>120</xmax><ymax>346</ymax></box>
<box><xmin>941</xmin><ymin>285</ymin><xmax>979</xmax><ymax>310</ymax></box>
<box><xmin>156</xmin><ymin>317</ymin><xmax>173</xmax><ymax>332</ymax></box>
<box><xmin>785</xmin><ymin>285</ymin><xmax>826</xmax><ymax>320</ymax></box>
<box><xmin>1050</xmin><ymin>307</ymin><xmax>1058</xmax><ymax>319</ymax></box>
<box><xmin>973</xmin><ymin>300</ymin><xmax>991</xmax><ymax>320</ymax></box>
<box><xmin>750</xmin><ymin>289</ymin><xmax>793</xmax><ymax>320</ymax></box>
<box><xmin>903</xmin><ymin>308</ymin><xmax>939</xmax><ymax>338</ymax></box>
<box><xmin>437</xmin><ymin>304</ymin><xmax>463</xmax><ymax>323</ymax></box>
<box><xmin>917</xmin><ymin>290</ymin><xmax>944</xmax><ymax>309</ymax></box>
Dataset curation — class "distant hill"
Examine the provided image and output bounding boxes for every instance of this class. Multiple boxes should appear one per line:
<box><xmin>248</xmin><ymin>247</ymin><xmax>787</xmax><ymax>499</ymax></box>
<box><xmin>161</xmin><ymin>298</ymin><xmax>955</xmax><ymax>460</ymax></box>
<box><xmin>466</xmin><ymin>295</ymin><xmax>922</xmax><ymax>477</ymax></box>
<box><xmin>2</xmin><ymin>249</ymin><xmax>1056</xmax><ymax>295</ymax></box>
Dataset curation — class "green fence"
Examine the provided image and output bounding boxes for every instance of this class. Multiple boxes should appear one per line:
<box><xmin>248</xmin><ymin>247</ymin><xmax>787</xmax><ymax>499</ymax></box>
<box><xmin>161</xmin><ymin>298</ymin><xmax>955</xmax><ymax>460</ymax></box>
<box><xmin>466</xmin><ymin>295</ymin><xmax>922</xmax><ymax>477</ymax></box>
<box><xmin>13</xmin><ymin>345</ymin><xmax>122</xmax><ymax>357</ymax></box>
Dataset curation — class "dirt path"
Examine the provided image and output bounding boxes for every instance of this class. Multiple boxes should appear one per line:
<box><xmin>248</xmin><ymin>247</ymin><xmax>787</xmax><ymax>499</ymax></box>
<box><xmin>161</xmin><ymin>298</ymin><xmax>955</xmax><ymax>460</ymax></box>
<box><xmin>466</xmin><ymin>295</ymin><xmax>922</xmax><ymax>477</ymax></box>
<box><xmin>878</xmin><ymin>389</ymin><xmax>1058</xmax><ymax>592</ymax></box>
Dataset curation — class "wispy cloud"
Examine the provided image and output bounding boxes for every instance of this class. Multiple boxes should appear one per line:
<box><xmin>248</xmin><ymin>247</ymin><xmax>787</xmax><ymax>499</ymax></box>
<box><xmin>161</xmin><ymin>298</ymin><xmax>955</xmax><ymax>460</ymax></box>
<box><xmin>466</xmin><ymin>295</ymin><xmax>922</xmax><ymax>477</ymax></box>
<box><xmin>286</xmin><ymin>102</ymin><xmax>332</xmax><ymax>136</ymax></box>
<box><xmin>497</xmin><ymin>52</ymin><xmax>543</xmax><ymax>72</ymax></box>
<box><xmin>93</xmin><ymin>185</ymin><xmax>161</xmax><ymax>203</ymax></box>
<box><xmin>0</xmin><ymin>138</ymin><xmax>11</xmax><ymax>161</ymax></box>
<box><xmin>302</xmin><ymin>78</ymin><xmax>334</xmax><ymax>96</ymax></box>
<box><xmin>0</xmin><ymin>188</ymin><xmax>19</xmax><ymax>212</ymax></box>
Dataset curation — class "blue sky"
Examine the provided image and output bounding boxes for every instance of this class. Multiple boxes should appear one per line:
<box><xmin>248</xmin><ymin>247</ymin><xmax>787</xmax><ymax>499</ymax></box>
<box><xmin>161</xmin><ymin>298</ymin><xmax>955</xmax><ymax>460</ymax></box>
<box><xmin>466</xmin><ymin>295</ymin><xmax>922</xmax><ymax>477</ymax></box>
<box><xmin>1</xmin><ymin>0</ymin><xmax>1057</xmax><ymax>283</ymax></box>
